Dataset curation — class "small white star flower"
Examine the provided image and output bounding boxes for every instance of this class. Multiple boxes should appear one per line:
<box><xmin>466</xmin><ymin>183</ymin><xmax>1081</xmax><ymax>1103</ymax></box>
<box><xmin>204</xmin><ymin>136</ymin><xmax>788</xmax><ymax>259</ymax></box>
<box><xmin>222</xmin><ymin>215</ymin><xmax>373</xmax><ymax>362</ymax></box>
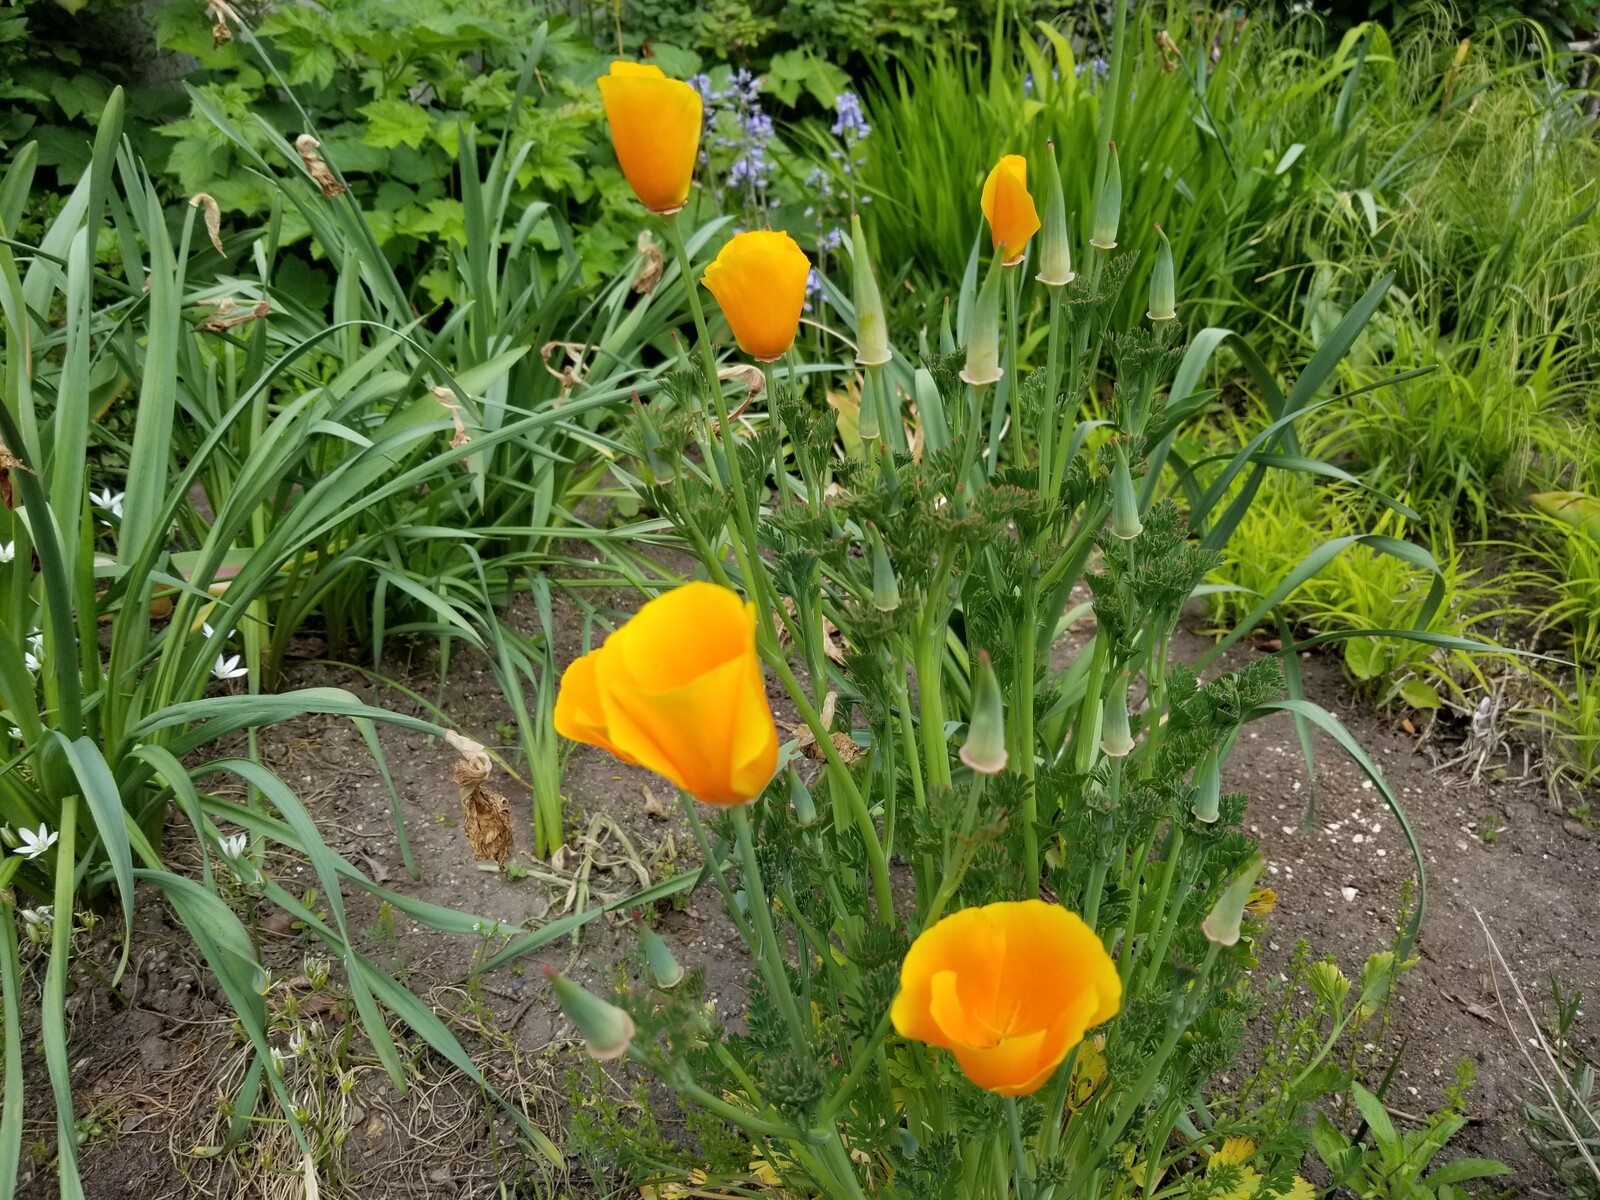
<box><xmin>212</xmin><ymin>653</ymin><xmax>248</xmax><ymax>681</ymax></box>
<box><xmin>219</xmin><ymin>832</ymin><xmax>248</xmax><ymax>860</ymax></box>
<box><xmin>16</xmin><ymin>823</ymin><xmax>58</xmax><ymax>860</ymax></box>
<box><xmin>91</xmin><ymin>488</ymin><xmax>125</xmax><ymax>519</ymax></box>
<box><xmin>287</xmin><ymin>1029</ymin><xmax>309</xmax><ymax>1058</ymax></box>
<box><xmin>0</xmin><ymin>542</ymin><xmax>13</xmax><ymax>563</ymax></box>
<box><xmin>19</xmin><ymin>905</ymin><xmax>52</xmax><ymax>927</ymax></box>
<box><xmin>270</xmin><ymin>1047</ymin><xmax>288</xmax><ymax>1076</ymax></box>
<box><xmin>8</xmin><ymin>727</ymin><xmax>22</xmax><ymax>741</ymax></box>
<box><xmin>24</xmin><ymin>629</ymin><xmax>42</xmax><ymax>673</ymax></box>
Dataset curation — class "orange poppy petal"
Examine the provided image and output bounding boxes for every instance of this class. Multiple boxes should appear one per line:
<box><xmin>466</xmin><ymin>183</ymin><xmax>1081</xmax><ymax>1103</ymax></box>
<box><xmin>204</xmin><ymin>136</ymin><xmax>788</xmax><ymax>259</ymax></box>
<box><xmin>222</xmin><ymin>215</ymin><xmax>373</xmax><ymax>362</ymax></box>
<box><xmin>981</xmin><ymin>154</ymin><xmax>1041</xmax><ymax>262</ymax></box>
<box><xmin>553</xmin><ymin>647</ymin><xmax>638</xmax><ymax>765</ymax></box>
<box><xmin>702</xmin><ymin>231</ymin><xmax>811</xmax><ymax>360</ymax></box>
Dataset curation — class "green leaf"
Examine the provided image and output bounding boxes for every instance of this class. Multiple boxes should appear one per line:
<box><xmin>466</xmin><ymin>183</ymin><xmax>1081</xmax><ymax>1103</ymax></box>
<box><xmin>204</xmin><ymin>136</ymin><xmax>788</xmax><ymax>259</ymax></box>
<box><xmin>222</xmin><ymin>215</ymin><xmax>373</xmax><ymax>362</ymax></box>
<box><xmin>1398</xmin><ymin>678</ymin><xmax>1442</xmax><ymax>710</ymax></box>
<box><xmin>1530</xmin><ymin>490</ymin><xmax>1600</xmax><ymax>540</ymax></box>
<box><xmin>1421</xmin><ymin>1157</ymin><xmax>1512</xmax><ymax>1186</ymax></box>
<box><xmin>1251</xmin><ymin>699</ymin><xmax>1426</xmax><ymax>955</ymax></box>
<box><xmin>765</xmin><ymin>49</ymin><xmax>850</xmax><ymax>107</ymax></box>
<box><xmin>1351</xmin><ymin>1082</ymin><xmax>1400</xmax><ymax>1151</ymax></box>
<box><xmin>1343</xmin><ymin>634</ymin><xmax>1387</xmax><ymax>680</ymax></box>
<box><xmin>359</xmin><ymin>99</ymin><xmax>435</xmax><ymax>150</ymax></box>
<box><xmin>1312</xmin><ymin>1111</ymin><xmax>1357</xmax><ymax>1182</ymax></box>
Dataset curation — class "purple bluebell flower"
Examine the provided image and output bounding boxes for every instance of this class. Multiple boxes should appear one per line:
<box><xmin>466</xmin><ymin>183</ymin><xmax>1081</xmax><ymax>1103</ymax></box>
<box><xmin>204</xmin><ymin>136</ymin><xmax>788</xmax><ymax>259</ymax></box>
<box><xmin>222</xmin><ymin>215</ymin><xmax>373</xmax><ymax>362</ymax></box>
<box><xmin>831</xmin><ymin>92</ymin><xmax>870</xmax><ymax>142</ymax></box>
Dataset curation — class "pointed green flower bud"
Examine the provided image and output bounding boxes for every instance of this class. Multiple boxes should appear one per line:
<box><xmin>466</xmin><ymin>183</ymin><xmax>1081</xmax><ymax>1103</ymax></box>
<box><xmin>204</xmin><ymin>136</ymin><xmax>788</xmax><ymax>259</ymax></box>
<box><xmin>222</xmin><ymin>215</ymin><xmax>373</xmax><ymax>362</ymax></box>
<box><xmin>939</xmin><ymin>295</ymin><xmax>956</xmax><ymax>355</ymax></box>
<box><xmin>1147</xmin><ymin>224</ymin><xmax>1177</xmax><ymax>323</ymax></box>
<box><xmin>1308</xmin><ymin>959</ymin><xmax>1352</xmax><ymax>1011</ymax></box>
<box><xmin>958</xmin><ymin>252</ymin><xmax>1005</xmax><ymax>388</ymax></box>
<box><xmin>546</xmin><ymin>968</ymin><xmax>636</xmax><ymax>1060</ymax></box>
<box><xmin>1191</xmin><ymin>749</ymin><xmax>1222</xmax><ymax>823</ymax></box>
<box><xmin>1090</xmin><ymin>141</ymin><xmax>1121</xmax><ymax>251</ymax></box>
<box><xmin>634</xmin><ymin>396</ymin><xmax>676</xmax><ymax>484</ymax></box>
<box><xmin>1099</xmin><ymin>670</ymin><xmax>1135</xmax><ymax>757</ymax></box>
<box><xmin>1035</xmin><ymin>141</ymin><xmax>1076</xmax><ymax>289</ymax></box>
<box><xmin>959</xmin><ymin>651</ymin><xmax>1008</xmax><ymax>775</ymax></box>
<box><xmin>851</xmin><ymin>213</ymin><xmax>892</xmax><ymax>367</ymax></box>
<box><xmin>868</xmin><ymin>523</ymin><xmax>900</xmax><ymax>612</ymax></box>
<box><xmin>788</xmin><ymin>767</ymin><xmax>817</xmax><ymax>827</ymax></box>
<box><xmin>638</xmin><ymin>925</ymin><xmax>685</xmax><ymax>989</ymax></box>
<box><xmin>1203</xmin><ymin>856</ymin><xmax>1265</xmax><ymax>946</ymax></box>
<box><xmin>1110</xmin><ymin>443</ymin><xmax>1143</xmax><ymax>540</ymax></box>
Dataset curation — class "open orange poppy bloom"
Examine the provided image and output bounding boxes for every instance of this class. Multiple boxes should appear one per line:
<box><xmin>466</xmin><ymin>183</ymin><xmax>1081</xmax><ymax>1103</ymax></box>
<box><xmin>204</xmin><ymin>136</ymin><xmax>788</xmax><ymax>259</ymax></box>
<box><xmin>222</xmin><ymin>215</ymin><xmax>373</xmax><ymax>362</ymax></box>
<box><xmin>597</xmin><ymin>61</ymin><xmax>702</xmax><ymax>214</ymax></box>
<box><xmin>553</xmin><ymin>582</ymin><xmax>778</xmax><ymax>805</ymax></box>
<box><xmin>701</xmin><ymin>230</ymin><xmax>812</xmax><ymax>361</ymax></box>
<box><xmin>981</xmin><ymin>154</ymin><xmax>1042</xmax><ymax>265</ymax></box>
<box><xmin>891</xmin><ymin>900</ymin><xmax>1121</xmax><ymax>1096</ymax></box>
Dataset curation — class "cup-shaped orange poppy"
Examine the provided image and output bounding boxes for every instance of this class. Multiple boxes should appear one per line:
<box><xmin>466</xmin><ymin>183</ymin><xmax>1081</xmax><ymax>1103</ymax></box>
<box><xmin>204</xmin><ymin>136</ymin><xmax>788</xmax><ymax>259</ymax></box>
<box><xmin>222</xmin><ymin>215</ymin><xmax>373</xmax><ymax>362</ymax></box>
<box><xmin>701</xmin><ymin>230</ymin><xmax>812</xmax><ymax>361</ymax></box>
<box><xmin>891</xmin><ymin>900</ymin><xmax>1121</xmax><ymax>1096</ymax></box>
<box><xmin>981</xmin><ymin>154</ymin><xmax>1042</xmax><ymax>265</ymax></box>
<box><xmin>554</xmin><ymin>582</ymin><xmax>779</xmax><ymax>805</ymax></box>
<box><xmin>598</xmin><ymin>61</ymin><xmax>702</xmax><ymax>215</ymax></box>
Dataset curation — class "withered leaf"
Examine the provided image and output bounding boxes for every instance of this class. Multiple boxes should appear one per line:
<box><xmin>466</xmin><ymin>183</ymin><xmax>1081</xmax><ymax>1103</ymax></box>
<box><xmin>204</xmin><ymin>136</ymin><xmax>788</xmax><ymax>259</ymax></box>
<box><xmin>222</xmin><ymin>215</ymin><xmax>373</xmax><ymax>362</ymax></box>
<box><xmin>295</xmin><ymin>134</ymin><xmax>347</xmax><ymax>199</ymax></box>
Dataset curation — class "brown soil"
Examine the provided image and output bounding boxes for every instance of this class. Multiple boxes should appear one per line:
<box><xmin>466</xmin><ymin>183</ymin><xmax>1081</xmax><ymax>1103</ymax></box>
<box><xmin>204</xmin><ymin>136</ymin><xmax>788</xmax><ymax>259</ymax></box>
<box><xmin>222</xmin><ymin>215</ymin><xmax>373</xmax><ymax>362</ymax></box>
<box><xmin>11</xmin><ymin>610</ymin><xmax>1598</xmax><ymax>1198</ymax></box>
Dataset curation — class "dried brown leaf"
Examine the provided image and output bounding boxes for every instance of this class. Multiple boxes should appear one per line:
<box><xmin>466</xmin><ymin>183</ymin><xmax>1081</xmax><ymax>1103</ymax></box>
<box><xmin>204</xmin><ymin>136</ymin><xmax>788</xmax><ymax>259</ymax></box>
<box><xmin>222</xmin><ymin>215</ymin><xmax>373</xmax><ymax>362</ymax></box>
<box><xmin>446</xmin><ymin>731</ymin><xmax>513</xmax><ymax>865</ymax></box>
<box><xmin>295</xmin><ymin>134</ymin><xmax>347</xmax><ymax>199</ymax></box>
<box><xmin>631</xmin><ymin>230</ymin><xmax>664</xmax><ymax>295</ymax></box>
<box><xmin>642</xmin><ymin>785</ymin><xmax>669</xmax><ymax>821</ymax></box>
<box><xmin>190</xmin><ymin>192</ymin><xmax>225</xmax><ymax>255</ymax></box>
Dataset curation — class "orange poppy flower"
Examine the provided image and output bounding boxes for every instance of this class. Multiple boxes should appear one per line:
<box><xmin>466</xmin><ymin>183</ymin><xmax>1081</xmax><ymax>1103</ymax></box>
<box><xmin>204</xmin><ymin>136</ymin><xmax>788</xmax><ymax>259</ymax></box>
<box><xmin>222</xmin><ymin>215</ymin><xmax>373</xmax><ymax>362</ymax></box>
<box><xmin>701</xmin><ymin>230</ymin><xmax>811</xmax><ymax>361</ymax></box>
<box><xmin>597</xmin><ymin>62</ymin><xmax>702</xmax><ymax>214</ymax></box>
<box><xmin>891</xmin><ymin>900</ymin><xmax>1121</xmax><ymax>1096</ymax></box>
<box><xmin>554</xmin><ymin>582</ymin><xmax>778</xmax><ymax>805</ymax></box>
<box><xmin>980</xmin><ymin>154</ymin><xmax>1042</xmax><ymax>265</ymax></box>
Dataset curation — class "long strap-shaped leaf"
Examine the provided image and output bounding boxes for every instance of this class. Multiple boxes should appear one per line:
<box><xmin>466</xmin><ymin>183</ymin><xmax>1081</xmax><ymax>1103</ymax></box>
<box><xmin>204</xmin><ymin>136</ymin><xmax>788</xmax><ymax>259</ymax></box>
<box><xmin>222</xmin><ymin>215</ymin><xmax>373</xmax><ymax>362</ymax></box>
<box><xmin>1249</xmin><ymin>699</ymin><xmax>1425</xmax><ymax>956</ymax></box>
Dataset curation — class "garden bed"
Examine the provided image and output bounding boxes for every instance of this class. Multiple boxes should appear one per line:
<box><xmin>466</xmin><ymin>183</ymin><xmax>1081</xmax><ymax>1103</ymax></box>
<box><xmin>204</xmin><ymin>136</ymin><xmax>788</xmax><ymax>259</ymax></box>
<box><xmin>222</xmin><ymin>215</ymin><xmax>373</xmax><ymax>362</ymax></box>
<box><xmin>15</xmin><ymin>619</ymin><xmax>1595</xmax><ymax>1198</ymax></box>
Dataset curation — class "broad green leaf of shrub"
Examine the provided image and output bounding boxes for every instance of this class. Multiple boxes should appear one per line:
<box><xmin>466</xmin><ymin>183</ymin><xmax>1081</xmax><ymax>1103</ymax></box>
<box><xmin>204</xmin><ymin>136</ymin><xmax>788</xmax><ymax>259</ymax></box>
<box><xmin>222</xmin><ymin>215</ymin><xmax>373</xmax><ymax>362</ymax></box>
<box><xmin>765</xmin><ymin>49</ymin><xmax>850</xmax><ymax>108</ymax></box>
<box><xmin>359</xmin><ymin>98</ymin><xmax>434</xmax><ymax>150</ymax></box>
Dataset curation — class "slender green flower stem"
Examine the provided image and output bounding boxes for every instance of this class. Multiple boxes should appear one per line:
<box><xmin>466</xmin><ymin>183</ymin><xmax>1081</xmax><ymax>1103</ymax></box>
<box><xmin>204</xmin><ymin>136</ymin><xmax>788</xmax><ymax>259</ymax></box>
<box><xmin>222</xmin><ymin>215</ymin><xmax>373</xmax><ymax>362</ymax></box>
<box><xmin>815</xmin><ymin>1008</ymin><xmax>893</xmax><ymax>1125</ymax></box>
<box><xmin>1038</xmin><ymin>288</ymin><xmax>1065</xmax><ymax>494</ymax></box>
<box><xmin>658</xmin><ymin>1062</ymin><xmax>797</xmax><ymax>1141</ymax></box>
<box><xmin>41</xmin><ymin>795</ymin><xmax>80</xmax><ymax>1184</ymax></box>
<box><xmin>1003</xmin><ymin>264</ymin><xmax>1024</xmax><ymax>470</ymax></box>
<box><xmin>1006</xmin><ymin>1096</ymin><xmax>1035</xmax><ymax>1200</ymax></box>
<box><xmin>679</xmin><ymin>793</ymin><xmax>806</xmax><ymax>1054</ymax></box>
<box><xmin>914</xmin><ymin>610</ymin><xmax>954</xmax><ymax>793</ymax></box>
<box><xmin>759</xmin><ymin>648</ymin><xmax>894</xmax><ymax>925</ymax></box>
<box><xmin>1138</xmin><ymin>838</ymin><xmax>1199</xmax><ymax>997</ymax></box>
<box><xmin>731</xmin><ymin>804</ymin><xmax>809</xmax><ymax>1048</ymax></box>
<box><xmin>1038</xmin><ymin>1044</ymin><xmax>1081</xmax><ymax>1162</ymax></box>
<box><xmin>1016</xmin><ymin>573</ymin><xmax>1040</xmax><ymax>896</ymax></box>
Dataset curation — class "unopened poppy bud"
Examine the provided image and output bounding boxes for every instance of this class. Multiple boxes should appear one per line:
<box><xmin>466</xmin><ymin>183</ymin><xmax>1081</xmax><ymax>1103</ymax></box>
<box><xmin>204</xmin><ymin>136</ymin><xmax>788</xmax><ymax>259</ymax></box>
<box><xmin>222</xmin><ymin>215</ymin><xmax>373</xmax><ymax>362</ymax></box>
<box><xmin>1147</xmin><ymin>224</ymin><xmax>1177</xmax><ymax>323</ymax></box>
<box><xmin>1035</xmin><ymin>141</ymin><xmax>1076</xmax><ymax>289</ymax></box>
<box><xmin>1191</xmin><ymin>750</ymin><xmax>1222</xmax><ymax>823</ymax></box>
<box><xmin>939</xmin><ymin>295</ymin><xmax>956</xmax><ymax>355</ymax></box>
<box><xmin>851</xmin><ymin>214</ymin><xmax>892</xmax><ymax>367</ymax></box>
<box><xmin>634</xmin><ymin>398</ymin><xmax>676</xmax><ymax>484</ymax></box>
<box><xmin>959</xmin><ymin>253</ymin><xmax>1005</xmax><ymax>388</ymax></box>
<box><xmin>868</xmin><ymin>524</ymin><xmax>900</xmax><ymax>612</ymax></box>
<box><xmin>638</xmin><ymin>926</ymin><xmax>685</xmax><ymax>989</ymax></box>
<box><xmin>959</xmin><ymin>651</ymin><xmax>1008</xmax><ymax>775</ymax></box>
<box><xmin>1110</xmin><ymin>444</ymin><xmax>1143</xmax><ymax>540</ymax></box>
<box><xmin>788</xmin><ymin>767</ymin><xmax>817</xmax><ymax>827</ymax></box>
<box><xmin>1202</xmin><ymin>856</ymin><xmax>1265</xmax><ymax>946</ymax></box>
<box><xmin>1099</xmin><ymin>670</ymin><xmax>1134</xmax><ymax>757</ymax></box>
<box><xmin>1090</xmin><ymin>142</ymin><xmax>1121</xmax><ymax>251</ymax></box>
<box><xmin>546</xmin><ymin>968</ymin><xmax>636</xmax><ymax>1060</ymax></box>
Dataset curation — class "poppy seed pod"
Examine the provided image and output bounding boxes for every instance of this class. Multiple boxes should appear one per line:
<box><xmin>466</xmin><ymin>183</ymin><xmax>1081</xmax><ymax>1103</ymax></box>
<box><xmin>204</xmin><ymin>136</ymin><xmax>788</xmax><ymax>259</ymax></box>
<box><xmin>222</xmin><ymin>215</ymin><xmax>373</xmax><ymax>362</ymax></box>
<box><xmin>1035</xmin><ymin>141</ymin><xmax>1076</xmax><ymax>288</ymax></box>
<box><xmin>959</xmin><ymin>252</ymin><xmax>1006</xmax><ymax>388</ymax></box>
<box><xmin>1099</xmin><ymin>669</ymin><xmax>1135</xmax><ymax>757</ymax></box>
<box><xmin>1191</xmin><ymin>750</ymin><xmax>1222</xmax><ymax>823</ymax></box>
<box><xmin>547</xmin><ymin>969</ymin><xmax>636</xmax><ymax>1060</ymax></box>
<box><xmin>597</xmin><ymin>62</ymin><xmax>702</xmax><ymax>215</ymax></box>
<box><xmin>959</xmin><ymin>651</ymin><xmax>1008</xmax><ymax>775</ymax></box>
<box><xmin>1090</xmin><ymin>141</ymin><xmax>1122</xmax><ymax>251</ymax></box>
<box><xmin>980</xmin><ymin>154</ymin><xmax>1041</xmax><ymax>266</ymax></box>
<box><xmin>638</xmin><ymin>926</ymin><xmax>685</xmax><ymax>989</ymax></box>
<box><xmin>891</xmin><ymin>900</ymin><xmax>1121</xmax><ymax>1095</ymax></box>
<box><xmin>1202</xmin><ymin>857</ymin><xmax>1266</xmax><ymax>947</ymax></box>
<box><xmin>1110</xmin><ymin>443</ymin><xmax>1143</xmax><ymax>540</ymax></box>
<box><xmin>1148</xmin><ymin>224</ymin><xmax>1177</xmax><ymax>323</ymax></box>
<box><xmin>851</xmin><ymin>214</ymin><xmax>892</xmax><ymax>367</ymax></box>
